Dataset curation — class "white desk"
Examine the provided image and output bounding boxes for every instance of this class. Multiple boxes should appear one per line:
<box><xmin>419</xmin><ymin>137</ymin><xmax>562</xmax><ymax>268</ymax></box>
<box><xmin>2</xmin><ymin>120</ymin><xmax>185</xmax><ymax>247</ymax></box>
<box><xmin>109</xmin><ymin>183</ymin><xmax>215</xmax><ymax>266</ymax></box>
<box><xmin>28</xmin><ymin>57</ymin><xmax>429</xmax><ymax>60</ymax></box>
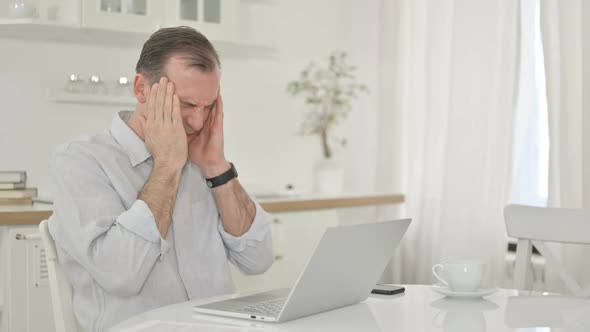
<box><xmin>109</xmin><ymin>284</ymin><xmax>590</xmax><ymax>331</ymax></box>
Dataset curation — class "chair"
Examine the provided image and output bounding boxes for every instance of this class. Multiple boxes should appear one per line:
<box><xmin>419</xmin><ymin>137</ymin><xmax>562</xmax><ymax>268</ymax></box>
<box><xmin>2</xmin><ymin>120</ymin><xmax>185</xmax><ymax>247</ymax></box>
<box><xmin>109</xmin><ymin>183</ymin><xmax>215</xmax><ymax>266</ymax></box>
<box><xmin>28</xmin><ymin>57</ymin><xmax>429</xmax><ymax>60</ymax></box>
<box><xmin>504</xmin><ymin>204</ymin><xmax>590</xmax><ymax>296</ymax></box>
<box><xmin>39</xmin><ymin>220</ymin><xmax>79</xmax><ymax>332</ymax></box>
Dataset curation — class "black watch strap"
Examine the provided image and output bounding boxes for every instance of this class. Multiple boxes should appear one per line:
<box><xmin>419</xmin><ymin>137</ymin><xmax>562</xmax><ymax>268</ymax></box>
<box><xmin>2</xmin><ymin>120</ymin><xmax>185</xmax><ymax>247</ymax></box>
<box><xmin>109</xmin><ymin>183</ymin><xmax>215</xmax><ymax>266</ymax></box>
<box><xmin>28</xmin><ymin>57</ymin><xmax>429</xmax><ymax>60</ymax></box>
<box><xmin>205</xmin><ymin>163</ymin><xmax>238</xmax><ymax>188</ymax></box>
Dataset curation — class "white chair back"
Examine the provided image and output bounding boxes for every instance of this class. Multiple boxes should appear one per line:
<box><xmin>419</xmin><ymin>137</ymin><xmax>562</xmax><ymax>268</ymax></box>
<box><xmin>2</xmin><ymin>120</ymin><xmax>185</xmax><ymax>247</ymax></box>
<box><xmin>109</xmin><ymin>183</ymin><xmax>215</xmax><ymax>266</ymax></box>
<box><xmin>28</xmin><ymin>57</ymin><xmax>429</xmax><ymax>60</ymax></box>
<box><xmin>39</xmin><ymin>220</ymin><xmax>79</xmax><ymax>332</ymax></box>
<box><xmin>504</xmin><ymin>204</ymin><xmax>590</xmax><ymax>296</ymax></box>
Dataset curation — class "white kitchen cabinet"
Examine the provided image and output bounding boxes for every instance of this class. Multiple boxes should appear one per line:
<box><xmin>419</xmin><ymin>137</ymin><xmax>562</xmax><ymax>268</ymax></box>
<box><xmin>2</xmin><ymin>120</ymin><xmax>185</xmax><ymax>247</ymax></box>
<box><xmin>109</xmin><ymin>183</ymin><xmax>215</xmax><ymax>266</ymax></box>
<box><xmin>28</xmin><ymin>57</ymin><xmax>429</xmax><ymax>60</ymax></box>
<box><xmin>0</xmin><ymin>0</ymin><xmax>79</xmax><ymax>25</ymax></box>
<box><xmin>0</xmin><ymin>1</ymin><xmax>276</xmax><ymax>51</ymax></box>
<box><xmin>162</xmin><ymin>0</ymin><xmax>238</xmax><ymax>42</ymax></box>
<box><xmin>81</xmin><ymin>0</ymin><xmax>238</xmax><ymax>40</ymax></box>
<box><xmin>81</xmin><ymin>0</ymin><xmax>161</xmax><ymax>33</ymax></box>
<box><xmin>0</xmin><ymin>225</ymin><xmax>53</xmax><ymax>332</ymax></box>
<box><xmin>0</xmin><ymin>205</ymin><xmax>53</xmax><ymax>332</ymax></box>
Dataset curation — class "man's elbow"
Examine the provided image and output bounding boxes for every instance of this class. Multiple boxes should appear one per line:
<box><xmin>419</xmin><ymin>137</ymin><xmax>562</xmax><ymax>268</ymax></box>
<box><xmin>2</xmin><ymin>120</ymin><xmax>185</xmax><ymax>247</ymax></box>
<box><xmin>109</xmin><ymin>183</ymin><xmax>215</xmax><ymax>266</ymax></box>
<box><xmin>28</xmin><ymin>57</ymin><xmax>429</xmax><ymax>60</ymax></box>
<box><xmin>239</xmin><ymin>239</ymin><xmax>274</xmax><ymax>275</ymax></box>
<box><xmin>250</xmin><ymin>253</ymin><xmax>274</xmax><ymax>275</ymax></box>
<box><xmin>240</xmin><ymin>257</ymin><xmax>274</xmax><ymax>275</ymax></box>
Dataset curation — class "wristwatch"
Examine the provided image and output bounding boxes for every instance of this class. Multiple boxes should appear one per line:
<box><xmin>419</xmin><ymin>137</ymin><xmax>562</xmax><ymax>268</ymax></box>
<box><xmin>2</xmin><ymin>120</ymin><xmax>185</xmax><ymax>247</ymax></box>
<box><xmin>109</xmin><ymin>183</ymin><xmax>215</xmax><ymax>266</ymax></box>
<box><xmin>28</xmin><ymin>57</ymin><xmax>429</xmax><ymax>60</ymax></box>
<box><xmin>205</xmin><ymin>163</ymin><xmax>238</xmax><ymax>188</ymax></box>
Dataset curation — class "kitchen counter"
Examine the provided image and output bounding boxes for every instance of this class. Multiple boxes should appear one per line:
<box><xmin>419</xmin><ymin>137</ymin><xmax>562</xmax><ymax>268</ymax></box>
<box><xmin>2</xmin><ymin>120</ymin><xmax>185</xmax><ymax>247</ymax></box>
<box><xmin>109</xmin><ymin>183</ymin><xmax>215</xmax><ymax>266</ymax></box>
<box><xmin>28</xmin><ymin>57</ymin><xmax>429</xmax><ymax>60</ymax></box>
<box><xmin>0</xmin><ymin>203</ymin><xmax>53</xmax><ymax>226</ymax></box>
<box><xmin>0</xmin><ymin>193</ymin><xmax>404</xmax><ymax>225</ymax></box>
<box><xmin>258</xmin><ymin>193</ymin><xmax>404</xmax><ymax>212</ymax></box>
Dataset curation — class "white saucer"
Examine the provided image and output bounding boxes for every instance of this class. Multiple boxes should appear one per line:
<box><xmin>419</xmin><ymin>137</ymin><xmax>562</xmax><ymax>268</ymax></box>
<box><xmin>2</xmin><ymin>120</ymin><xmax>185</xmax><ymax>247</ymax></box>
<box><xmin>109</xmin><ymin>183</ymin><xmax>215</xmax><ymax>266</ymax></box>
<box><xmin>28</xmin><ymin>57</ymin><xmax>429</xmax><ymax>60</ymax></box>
<box><xmin>431</xmin><ymin>284</ymin><xmax>498</xmax><ymax>299</ymax></box>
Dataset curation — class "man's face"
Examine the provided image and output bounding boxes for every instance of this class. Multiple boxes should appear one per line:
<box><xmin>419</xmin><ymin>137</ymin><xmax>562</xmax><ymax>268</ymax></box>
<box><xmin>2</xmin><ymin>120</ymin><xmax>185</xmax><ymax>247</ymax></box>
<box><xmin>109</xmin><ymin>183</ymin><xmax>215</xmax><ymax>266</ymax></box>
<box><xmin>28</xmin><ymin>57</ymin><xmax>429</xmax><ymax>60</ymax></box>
<box><xmin>163</xmin><ymin>55</ymin><xmax>220</xmax><ymax>142</ymax></box>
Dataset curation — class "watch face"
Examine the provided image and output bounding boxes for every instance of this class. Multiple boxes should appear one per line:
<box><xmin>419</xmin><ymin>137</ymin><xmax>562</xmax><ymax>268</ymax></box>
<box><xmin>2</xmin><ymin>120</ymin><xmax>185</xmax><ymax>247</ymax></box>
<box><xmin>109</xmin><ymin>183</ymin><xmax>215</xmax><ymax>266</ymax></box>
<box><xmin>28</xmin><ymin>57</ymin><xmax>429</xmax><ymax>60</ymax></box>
<box><xmin>206</xmin><ymin>181</ymin><xmax>213</xmax><ymax>188</ymax></box>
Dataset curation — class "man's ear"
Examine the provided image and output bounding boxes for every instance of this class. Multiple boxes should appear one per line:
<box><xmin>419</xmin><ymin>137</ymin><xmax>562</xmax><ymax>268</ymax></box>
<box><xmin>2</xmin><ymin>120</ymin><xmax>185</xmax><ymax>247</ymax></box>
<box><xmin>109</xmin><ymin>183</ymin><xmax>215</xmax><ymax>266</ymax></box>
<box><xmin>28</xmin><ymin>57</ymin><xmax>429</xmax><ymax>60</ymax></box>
<box><xmin>133</xmin><ymin>74</ymin><xmax>149</xmax><ymax>104</ymax></box>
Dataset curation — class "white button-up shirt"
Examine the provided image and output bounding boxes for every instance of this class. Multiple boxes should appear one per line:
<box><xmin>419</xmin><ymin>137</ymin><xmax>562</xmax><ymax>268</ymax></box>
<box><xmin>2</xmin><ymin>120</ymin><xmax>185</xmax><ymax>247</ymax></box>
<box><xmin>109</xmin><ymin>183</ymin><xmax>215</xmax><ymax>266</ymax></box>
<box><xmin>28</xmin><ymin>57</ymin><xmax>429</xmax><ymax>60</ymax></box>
<box><xmin>48</xmin><ymin>111</ymin><xmax>273</xmax><ymax>331</ymax></box>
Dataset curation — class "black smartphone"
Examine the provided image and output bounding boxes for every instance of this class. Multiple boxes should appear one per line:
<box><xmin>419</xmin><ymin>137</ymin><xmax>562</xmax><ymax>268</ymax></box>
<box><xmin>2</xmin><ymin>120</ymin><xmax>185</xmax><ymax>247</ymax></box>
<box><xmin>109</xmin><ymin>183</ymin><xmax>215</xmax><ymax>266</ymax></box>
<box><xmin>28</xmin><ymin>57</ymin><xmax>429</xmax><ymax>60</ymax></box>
<box><xmin>371</xmin><ymin>284</ymin><xmax>405</xmax><ymax>295</ymax></box>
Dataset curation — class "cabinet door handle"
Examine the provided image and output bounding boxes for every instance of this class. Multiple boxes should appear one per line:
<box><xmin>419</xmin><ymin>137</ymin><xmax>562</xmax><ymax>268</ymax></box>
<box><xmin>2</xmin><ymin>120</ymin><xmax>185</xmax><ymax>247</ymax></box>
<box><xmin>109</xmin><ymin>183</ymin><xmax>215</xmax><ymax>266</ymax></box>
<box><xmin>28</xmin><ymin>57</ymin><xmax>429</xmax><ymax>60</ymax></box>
<box><xmin>15</xmin><ymin>233</ymin><xmax>41</xmax><ymax>241</ymax></box>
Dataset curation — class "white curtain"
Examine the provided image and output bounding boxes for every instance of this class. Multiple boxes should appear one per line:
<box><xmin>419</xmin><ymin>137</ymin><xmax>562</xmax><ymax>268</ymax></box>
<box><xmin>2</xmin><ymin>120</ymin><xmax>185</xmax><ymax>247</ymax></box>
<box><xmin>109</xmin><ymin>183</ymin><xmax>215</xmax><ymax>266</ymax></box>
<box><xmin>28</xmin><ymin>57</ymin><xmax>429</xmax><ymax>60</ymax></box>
<box><xmin>389</xmin><ymin>0</ymin><xmax>520</xmax><ymax>285</ymax></box>
<box><xmin>510</xmin><ymin>0</ymin><xmax>549</xmax><ymax>208</ymax></box>
<box><xmin>540</xmin><ymin>0</ymin><xmax>590</xmax><ymax>292</ymax></box>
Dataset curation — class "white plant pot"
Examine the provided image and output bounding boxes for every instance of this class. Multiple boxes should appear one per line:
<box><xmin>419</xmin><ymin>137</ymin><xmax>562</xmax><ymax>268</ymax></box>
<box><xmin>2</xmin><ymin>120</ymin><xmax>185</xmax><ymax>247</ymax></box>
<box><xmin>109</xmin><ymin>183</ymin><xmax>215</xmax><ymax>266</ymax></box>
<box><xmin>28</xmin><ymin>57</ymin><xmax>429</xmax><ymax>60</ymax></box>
<box><xmin>314</xmin><ymin>158</ymin><xmax>344</xmax><ymax>194</ymax></box>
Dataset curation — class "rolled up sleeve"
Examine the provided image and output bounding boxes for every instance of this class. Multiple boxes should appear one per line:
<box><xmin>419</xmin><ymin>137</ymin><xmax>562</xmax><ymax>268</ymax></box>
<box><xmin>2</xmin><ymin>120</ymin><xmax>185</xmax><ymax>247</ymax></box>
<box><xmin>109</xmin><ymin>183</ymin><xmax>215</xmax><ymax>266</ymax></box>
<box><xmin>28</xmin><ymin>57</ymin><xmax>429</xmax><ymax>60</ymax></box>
<box><xmin>48</xmin><ymin>146</ymin><xmax>166</xmax><ymax>297</ymax></box>
<box><xmin>116</xmin><ymin>200</ymin><xmax>170</xmax><ymax>257</ymax></box>
<box><xmin>218</xmin><ymin>201</ymin><xmax>274</xmax><ymax>275</ymax></box>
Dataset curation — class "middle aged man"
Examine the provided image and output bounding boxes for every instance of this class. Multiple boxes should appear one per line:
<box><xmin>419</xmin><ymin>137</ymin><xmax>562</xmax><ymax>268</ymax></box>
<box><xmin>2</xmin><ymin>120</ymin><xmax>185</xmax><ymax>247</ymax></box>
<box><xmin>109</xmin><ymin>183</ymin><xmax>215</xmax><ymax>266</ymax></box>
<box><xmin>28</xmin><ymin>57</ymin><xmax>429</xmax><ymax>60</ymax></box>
<box><xmin>48</xmin><ymin>26</ymin><xmax>273</xmax><ymax>331</ymax></box>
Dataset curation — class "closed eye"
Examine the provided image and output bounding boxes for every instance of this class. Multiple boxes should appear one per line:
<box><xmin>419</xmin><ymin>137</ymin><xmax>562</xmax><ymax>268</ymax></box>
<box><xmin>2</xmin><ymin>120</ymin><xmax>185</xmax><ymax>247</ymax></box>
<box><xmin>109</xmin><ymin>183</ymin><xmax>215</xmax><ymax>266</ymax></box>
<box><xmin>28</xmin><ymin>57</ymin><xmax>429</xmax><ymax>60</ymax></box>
<box><xmin>180</xmin><ymin>100</ymin><xmax>214</xmax><ymax>110</ymax></box>
<box><xmin>180</xmin><ymin>103</ymin><xmax>196</xmax><ymax>111</ymax></box>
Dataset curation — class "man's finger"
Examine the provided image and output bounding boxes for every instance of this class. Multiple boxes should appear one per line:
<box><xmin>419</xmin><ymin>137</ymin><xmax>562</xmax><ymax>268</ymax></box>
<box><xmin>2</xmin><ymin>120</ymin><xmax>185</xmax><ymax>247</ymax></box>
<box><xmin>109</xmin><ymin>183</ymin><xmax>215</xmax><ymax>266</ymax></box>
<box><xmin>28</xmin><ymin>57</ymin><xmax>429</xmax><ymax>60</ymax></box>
<box><xmin>155</xmin><ymin>77</ymin><xmax>168</xmax><ymax>121</ymax></box>
<box><xmin>172</xmin><ymin>94</ymin><xmax>181</xmax><ymax>126</ymax></box>
<box><xmin>164</xmin><ymin>81</ymin><xmax>174</xmax><ymax>123</ymax></box>
<box><xmin>212</xmin><ymin>93</ymin><xmax>224</xmax><ymax>129</ymax></box>
<box><xmin>147</xmin><ymin>82</ymin><xmax>158</xmax><ymax>120</ymax></box>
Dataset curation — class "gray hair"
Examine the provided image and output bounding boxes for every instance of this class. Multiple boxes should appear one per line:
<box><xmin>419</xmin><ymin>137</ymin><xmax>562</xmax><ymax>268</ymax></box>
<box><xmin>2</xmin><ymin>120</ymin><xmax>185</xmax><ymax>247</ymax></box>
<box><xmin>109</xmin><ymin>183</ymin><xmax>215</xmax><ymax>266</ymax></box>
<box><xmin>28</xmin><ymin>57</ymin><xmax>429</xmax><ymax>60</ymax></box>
<box><xmin>135</xmin><ymin>26</ymin><xmax>221</xmax><ymax>83</ymax></box>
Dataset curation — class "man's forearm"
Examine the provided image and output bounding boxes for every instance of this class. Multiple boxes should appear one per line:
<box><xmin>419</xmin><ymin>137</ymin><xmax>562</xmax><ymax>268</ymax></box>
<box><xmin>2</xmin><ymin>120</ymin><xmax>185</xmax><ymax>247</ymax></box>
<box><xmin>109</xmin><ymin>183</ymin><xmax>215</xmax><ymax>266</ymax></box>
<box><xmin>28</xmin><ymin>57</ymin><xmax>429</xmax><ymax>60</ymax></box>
<box><xmin>212</xmin><ymin>178</ymin><xmax>256</xmax><ymax>237</ymax></box>
<box><xmin>139</xmin><ymin>165</ymin><xmax>182</xmax><ymax>238</ymax></box>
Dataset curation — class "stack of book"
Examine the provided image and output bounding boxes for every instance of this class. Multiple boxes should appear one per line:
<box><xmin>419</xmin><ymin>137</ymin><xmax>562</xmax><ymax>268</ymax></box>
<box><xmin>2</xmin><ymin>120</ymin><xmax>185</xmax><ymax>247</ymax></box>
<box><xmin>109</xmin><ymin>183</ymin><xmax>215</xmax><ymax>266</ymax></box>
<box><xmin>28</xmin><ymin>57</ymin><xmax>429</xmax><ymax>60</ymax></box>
<box><xmin>0</xmin><ymin>171</ymin><xmax>37</xmax><ymax>205</ymax></box>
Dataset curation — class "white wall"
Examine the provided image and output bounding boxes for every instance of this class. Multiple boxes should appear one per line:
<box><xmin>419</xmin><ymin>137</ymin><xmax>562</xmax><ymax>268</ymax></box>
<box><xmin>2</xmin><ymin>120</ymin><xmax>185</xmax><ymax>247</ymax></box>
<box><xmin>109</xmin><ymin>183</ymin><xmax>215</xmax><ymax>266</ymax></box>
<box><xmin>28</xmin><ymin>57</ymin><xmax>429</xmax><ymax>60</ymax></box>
<box><xmin>584</xmin><ymin>0</ymin><xmax>590</xmax><ymax>208</ymax></box>
<box><xmin>377</xmin><ymin>0</ymin><xmax>405</xmax><ymax>199</ymax></box>
<box><xmin>0</xmin><ymin>0</ymin><xmax>383</xmax><ymax>198</ymax></box>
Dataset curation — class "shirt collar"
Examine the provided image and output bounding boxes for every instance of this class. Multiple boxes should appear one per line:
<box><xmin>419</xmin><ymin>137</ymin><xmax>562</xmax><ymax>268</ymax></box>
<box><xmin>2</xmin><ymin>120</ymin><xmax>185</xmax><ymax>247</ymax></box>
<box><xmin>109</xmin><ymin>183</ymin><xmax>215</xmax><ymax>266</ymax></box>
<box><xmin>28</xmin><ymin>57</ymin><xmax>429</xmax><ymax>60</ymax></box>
<box><xmin>110</xmin><ymin>111</ymin><xmax>151</xmax><ymax>167</ymax></box>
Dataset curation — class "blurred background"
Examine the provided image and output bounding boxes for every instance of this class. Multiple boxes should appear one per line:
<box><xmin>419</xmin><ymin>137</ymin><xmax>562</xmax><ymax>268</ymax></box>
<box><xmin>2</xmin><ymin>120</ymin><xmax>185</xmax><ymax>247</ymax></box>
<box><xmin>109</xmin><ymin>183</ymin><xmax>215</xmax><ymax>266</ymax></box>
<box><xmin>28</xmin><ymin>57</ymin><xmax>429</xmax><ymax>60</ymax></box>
<box><xmin>0</xmin><ymin>0</ymin><xmax>589</xmax><ymax>330</ymax></box>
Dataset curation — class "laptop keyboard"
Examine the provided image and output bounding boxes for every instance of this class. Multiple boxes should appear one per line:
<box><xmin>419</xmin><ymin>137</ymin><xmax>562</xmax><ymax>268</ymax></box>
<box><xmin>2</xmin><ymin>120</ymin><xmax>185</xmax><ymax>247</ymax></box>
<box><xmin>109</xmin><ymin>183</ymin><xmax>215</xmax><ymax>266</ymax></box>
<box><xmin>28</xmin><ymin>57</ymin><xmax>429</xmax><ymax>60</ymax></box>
<box><xmin>233</xmin><ymin>297</ymin><xmax>287</xmax><ymax>317</ymax></box>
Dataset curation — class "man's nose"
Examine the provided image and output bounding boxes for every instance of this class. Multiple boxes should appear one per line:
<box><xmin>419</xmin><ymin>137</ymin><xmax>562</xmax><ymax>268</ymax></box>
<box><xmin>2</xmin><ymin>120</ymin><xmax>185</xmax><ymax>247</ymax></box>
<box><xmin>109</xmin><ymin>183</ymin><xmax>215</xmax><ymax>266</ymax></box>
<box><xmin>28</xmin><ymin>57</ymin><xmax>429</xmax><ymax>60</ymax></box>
<box><xmin>186</xmin><ymin>107</ymin><xmax>204</xmax><ymax>124</ymax></box>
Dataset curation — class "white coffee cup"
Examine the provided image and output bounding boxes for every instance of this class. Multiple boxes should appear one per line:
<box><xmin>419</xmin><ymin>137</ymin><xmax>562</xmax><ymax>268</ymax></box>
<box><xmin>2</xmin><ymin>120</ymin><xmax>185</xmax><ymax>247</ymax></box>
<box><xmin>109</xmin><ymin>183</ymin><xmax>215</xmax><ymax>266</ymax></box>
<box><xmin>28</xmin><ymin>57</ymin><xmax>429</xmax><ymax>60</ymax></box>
<box><xmin>432</xmin><ymin>260</ymin><xmax>485</xmax><ymax>292</ymax></box>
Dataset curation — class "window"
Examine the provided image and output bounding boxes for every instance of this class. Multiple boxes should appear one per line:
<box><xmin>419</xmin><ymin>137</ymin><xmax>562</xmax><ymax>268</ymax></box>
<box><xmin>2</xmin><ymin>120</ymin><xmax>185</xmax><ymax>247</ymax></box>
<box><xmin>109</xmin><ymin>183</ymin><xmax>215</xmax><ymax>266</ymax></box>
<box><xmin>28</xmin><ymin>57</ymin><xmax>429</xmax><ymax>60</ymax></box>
<box><xmin>511</xmin><ymin>0</ymin><xmax>549</xmax><ymax>207</ymax></box>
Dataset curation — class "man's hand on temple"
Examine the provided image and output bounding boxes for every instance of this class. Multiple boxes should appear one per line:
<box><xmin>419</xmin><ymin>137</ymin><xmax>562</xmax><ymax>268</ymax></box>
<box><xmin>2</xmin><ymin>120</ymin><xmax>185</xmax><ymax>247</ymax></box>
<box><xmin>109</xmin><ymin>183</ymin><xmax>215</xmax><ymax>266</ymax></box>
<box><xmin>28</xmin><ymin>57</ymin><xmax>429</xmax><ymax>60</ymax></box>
<box><xmin>138</xmin><ymin>76</ymin><xmax>186</xmax><ymax>238</ymax></box>
<box><xmin>141</xmin><ymin>76</ymin><xmax>187</xmax><ymax>172</ymax></box>
<box><xmin>188</xmin><ymin>91</ymin><xmax>228</xmax><ymax>178</ymax></box>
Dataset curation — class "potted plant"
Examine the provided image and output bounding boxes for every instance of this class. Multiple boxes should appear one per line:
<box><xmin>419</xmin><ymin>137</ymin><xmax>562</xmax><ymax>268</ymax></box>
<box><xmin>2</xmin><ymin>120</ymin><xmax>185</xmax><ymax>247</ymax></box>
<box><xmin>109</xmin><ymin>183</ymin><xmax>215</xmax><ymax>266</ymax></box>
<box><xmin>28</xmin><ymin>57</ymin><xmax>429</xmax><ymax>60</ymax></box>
<box><xmin>287</xmin><ymin>51</ymin><xmax>368</xmax><ymax>192</ymax></box>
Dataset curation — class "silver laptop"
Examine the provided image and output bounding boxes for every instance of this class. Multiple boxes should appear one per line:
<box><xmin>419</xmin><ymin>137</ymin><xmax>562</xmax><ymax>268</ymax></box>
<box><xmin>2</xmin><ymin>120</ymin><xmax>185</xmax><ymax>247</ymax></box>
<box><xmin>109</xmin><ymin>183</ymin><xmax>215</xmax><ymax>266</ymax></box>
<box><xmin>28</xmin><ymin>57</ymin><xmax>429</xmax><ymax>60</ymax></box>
<box><xmin>194</xmin><ymin>219</ymin><xmax>411</xmax><ymax>323</ymax></box>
